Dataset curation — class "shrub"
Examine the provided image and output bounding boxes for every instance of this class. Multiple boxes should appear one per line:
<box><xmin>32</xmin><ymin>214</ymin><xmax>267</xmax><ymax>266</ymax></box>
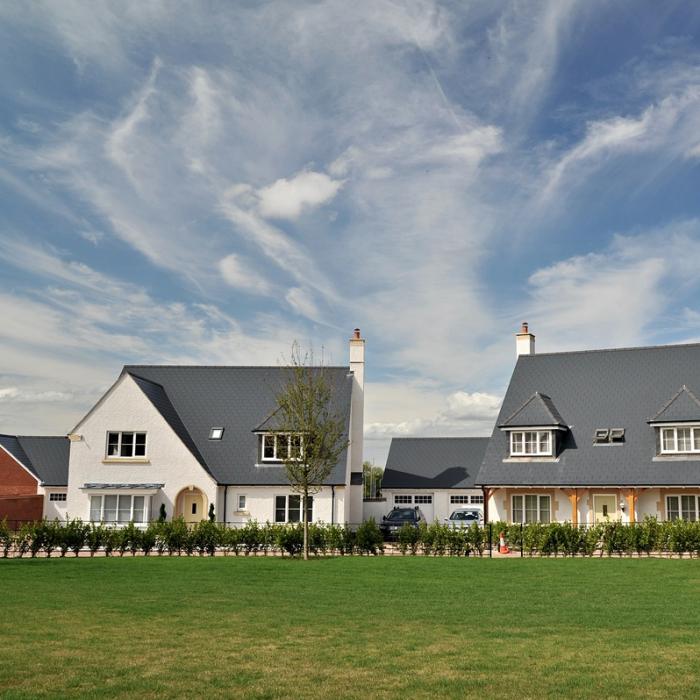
<box><xmin>219</xmin><ymin>525</ymin><xmax>241</xmax><ymax>556</ymax></box>
<box><xmin>355</xmin><ymin>519</ymin><xmax>383</xmax><ymax>555</ymax></box>
<box><xmin>277</xmin><ymin>524</ymin><xmax>304</xmax><ymax>556</ymax></box>
<box><xmin>86</xmin><ymin>523</ymin><xmax>105</xmax><ymax>556</ymax></box>
<box><xmin>418</xmin><ymin>522</ymin><xmax>433</xmax><ymax>556</ymax></box>
<box><xmin>239</xmin><ymin>521</ymin><xmax>262</xmax><ymax>556</ymax></box>
<box><xmin>165</xmin><ymin>518</ymin><xmax>189</xmax><ymax>555</ymax></box>
<box><xmin>192</xmin><ymin>520</ymin><xmax>219</xmax><ymax>556</ymax></box>
<box><xmin>446</xmin><ymin>527</ymin><xmax>468</xmax><ymax>556</ymax></box>
<box><xmin>62</xmin><ymin>519</ymin><xmax>88</xmax><ymax>557</ymax></box>
<box><xmin>0</xmin><ymin>519</ymin><xmax>12</xmax><ymax>558</ymax></box>
<box><xmin>324</xmin><ymin>524</ymin><xmax>345</xmax><ymax>555</ymax></box>
<box><xmin>398</xmin><ymin>523</ymin><xmax>420</xmax><ymax>555</ymax></box>
<box><xmin>141</xmin><ymin>523</ymin><xmax>157</xmax><ymax>556</ymax></box>
<box><xmin>338</xmin><ymin>525</ymin><xmax>356</xmax><ymax>555</ymax></box>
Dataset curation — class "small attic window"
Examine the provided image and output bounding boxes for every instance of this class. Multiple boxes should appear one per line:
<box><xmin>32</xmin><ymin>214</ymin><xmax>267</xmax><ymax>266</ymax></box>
<box><xmin>209</xmin><ymin>427</ymin><xmax>224</xmax><ymax>440</ymax></box>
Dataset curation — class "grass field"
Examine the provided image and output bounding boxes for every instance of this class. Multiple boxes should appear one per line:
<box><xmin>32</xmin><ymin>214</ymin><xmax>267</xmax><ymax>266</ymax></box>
<box><xmin>1</xmin><ymin>557</ymin><xmax>700</xmax><ymax>699</ymax></box>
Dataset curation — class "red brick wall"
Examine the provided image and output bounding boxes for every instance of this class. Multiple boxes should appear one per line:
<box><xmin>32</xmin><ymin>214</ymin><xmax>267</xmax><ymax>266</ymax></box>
<box><xmin>0</xmin><ymin>446</ymin><xmax>39</xmax><ymax>496</ymax></box>
<box><xmin>0</xmin><ymin>494</ymin><xmax>43</xmax><ymax>525</ymax></box>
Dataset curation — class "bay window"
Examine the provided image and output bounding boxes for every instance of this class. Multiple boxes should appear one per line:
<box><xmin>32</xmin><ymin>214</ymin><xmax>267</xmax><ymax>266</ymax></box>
<box><xmin>89</xmin><ymin>494</ymin><xmax>149</xmax><ymax>524</ymax></box>
<box><xmin>510</xmin><ymin>430</ymin><xmax>552</xmax><ymax>456</ymax></box>
<box><xmin>512</xmin><ymin>494</ymin><xmax>551</xmax><ymax>524</ymax></box>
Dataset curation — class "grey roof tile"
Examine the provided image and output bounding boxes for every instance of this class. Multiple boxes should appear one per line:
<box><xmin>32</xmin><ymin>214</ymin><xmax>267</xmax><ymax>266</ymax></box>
<box><xmin>123</xmin><ymin>365</ymin><xmax>353</xmax><ymax>485</ymax></box>
<box><xmin>499</xmin><ymin>392</ymin><xmax>567</xmax><ymax>428</ymax></box>
<box><xmin>383</xmin><ymin>437</ymin><xmax>488</xmax><ymax>489</ymax></box>
<box><xmin>477</xmin><ymin>343</ymin><xmax>700</xmax><ymax>487</ymax></box>
<box><xmin>649</xmin><ymin>385</ymin><xmax>700</xmax><ymax>423</ymax></box>
<box><xmin>0</xmin><ymin>435</ymin><xmax>69</xmax><ymax>486</ymax></box>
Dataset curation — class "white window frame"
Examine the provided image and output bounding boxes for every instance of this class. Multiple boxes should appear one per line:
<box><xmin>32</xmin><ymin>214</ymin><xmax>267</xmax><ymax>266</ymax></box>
<box><xmin>261</xmin><ymin>433</ymin><xmax>304</xmax><ymax>462</ymax></box>
<box><xmin>511</xmin><ymin>494</ymin><xmax>551</xmax><ymax>524</ymax></box>
<box><xmin>237</xmin><ymin>494</ymin><xmax>247</xmax><ymax>511</ymax></box>
<box><xmin>273</xmin><ymin>494</ymin><xmax>313</xmax><ymax>523</ymax></box>
<box><xmin>49</xmin><ymin>492</ymin><xmax>67</xmax><ymax>502</ymax></box>
<box><xmin>450</xmin><ymin>495</ymin><xmax>469</xmax><ymax>504</ymax></box>
<box><xmin>666</xmin><ymin>494</ymin><xmax>700</xmax><ymax>521</ymax></box>
<box><xmin>394</xmin><ymin>495</ymin><xmax>412</xmax><ymax>504</ymax></box>
<box><xmin>509</xmin><ymin>430</ymin><xmax>552</xmax><ymax>456</ymax></box>
<box><xmin>105</xmin><ymin>431</ymin><xmax>147</xmax><ymax>459</ymax></box>
<box><xmin>414</xmin><ymin>495</ymin><xmax>432</xmax><ymax>504</ymax></box>
<box><xmin>89</xmin><ymin>494</ymin><xmax>150</xmax><ymax>524</ymax></box>
<box><xmin>659</xmin><ymin>426</ymin><xmax>700</xmax><ymax>454</ymax></box>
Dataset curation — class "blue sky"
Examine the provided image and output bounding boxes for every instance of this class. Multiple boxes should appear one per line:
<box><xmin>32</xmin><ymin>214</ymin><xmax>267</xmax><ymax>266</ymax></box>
<box><xmin>2</xmin><ymin>1</ymin><xmax>700</xmax><ymax>464</ymax></box>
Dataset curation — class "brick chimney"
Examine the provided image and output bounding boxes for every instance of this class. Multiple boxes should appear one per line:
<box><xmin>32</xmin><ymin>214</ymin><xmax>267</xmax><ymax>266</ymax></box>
<box><xmin>516</xmin><ymin>322</ymin><xmax>535</xmax><ymax>357</ymax></box>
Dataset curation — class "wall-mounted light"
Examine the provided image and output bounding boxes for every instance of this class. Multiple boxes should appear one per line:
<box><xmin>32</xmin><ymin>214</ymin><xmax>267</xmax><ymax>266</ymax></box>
<box><xmin>620</xmin><ymin>499</ymin><xmax>626</xmax><ymax>511</ymax></box>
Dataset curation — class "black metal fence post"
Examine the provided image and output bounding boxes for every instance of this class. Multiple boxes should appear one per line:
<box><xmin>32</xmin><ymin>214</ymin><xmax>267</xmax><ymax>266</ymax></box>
<box><xmin>521</xmin><ymin>523</ymin><xmax>524</xmax><ymax>557</ymax></box>
<box><xmin>488</xmin><ymin>523</ymin><xmax>492</xmax><ymax>558</ymax></box>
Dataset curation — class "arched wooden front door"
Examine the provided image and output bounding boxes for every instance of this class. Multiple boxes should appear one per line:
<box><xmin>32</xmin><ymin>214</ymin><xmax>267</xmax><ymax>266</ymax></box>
<box><xmin>176</xmin><ymin>487</ymin><xmax>206</xmax><ymax>523</ymax></box>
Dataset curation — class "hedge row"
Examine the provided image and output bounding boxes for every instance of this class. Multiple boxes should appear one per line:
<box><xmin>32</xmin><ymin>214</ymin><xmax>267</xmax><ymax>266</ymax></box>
<box><xmin>3</xmin><ymin>517</ymin><xmax>700</xmax><ymax>558</ymax></box>
<box><xmin>486</xmin><ymin>517</ymin><xmax>700</xmax><ymax>556</ymax></box>
<box><xmin>0</xmin><ymin>518</ymin><xmax>385</xmax><ymax>558</ymax></box>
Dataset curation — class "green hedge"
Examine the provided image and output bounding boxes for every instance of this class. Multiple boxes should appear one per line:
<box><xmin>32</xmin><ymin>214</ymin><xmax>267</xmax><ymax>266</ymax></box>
<box><xmin>2</xmin><ymin>516</ymin><xmax>700</xmax><ymax>558</ymax></box>
<box><xmin>0</xmin><ymin>518</ymin><xmax>382</xmax><ymax>558</ymax></box>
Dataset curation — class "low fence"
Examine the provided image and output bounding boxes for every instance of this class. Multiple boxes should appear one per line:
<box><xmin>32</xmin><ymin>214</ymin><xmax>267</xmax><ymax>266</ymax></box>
<box><xmin>2</xmin><ymin>517</ymin><xmax>700</xmax><ymax>558</ymax></box>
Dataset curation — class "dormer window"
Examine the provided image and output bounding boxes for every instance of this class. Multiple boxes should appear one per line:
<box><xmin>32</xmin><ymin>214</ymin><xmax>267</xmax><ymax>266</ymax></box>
<box><xmin>660</xmin><ymin>426</ymin><xmax>700</xmax><ymax>454</ymax></box>
<box><xmin>209</xmin><ymin>427</ymin><xmax>224</xmax><ymax>440</ymax></box>
<box><xmin>261</xmin><ymin>433</ymin><xmax>304</xmax><ymax>461</ymax></box>
<box><xmin>510</xmin><ymin>430</ymin><xmax>552</xmax><ymax>456</ymax></box>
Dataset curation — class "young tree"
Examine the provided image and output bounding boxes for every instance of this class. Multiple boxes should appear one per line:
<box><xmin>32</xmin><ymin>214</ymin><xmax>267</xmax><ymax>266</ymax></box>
<box><xmin>362</xmin><ymin>460</ymin><xmax>383</xmax><ymax>498</ymax></box>
<box><xmin>274</xmin><ymin>343</ymin><xmax>349</xmax><ymax>560</ymax></box>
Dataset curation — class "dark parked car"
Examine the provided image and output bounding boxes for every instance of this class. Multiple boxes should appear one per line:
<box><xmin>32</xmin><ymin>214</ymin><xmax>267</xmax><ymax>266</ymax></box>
<box><xmin>380</xmin><ymin>506</ymin><xmax>427</xmax><ymax>538</ymax></box>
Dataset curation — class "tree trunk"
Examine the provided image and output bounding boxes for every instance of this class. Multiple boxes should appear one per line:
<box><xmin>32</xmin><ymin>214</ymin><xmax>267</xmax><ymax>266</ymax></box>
<box><xmin>303</xmin><ymin>488</ymin><xmax>309</xmax><ymax>561</ymax></box>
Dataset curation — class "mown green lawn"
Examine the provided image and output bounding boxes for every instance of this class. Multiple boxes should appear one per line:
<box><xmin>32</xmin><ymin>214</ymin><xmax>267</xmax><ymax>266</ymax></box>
<box><xmin>1</xmin><ymin>557</ymin><xmax>699</xmax><ymax>699</ymax></box>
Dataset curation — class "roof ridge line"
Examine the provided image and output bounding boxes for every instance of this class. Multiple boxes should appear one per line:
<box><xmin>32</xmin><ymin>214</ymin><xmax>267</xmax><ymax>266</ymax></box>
<box><xmin>523</xmin><ymin>340</ymin><xmax>700</xmax><ymax>358</ymax></box>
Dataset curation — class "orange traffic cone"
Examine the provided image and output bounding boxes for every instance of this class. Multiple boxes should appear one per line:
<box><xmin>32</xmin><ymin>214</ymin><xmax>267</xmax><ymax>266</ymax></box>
<box><xmin>499</xmin><ymin>531</ymin><xmax>510</xmax><ymax>554</ymax></box>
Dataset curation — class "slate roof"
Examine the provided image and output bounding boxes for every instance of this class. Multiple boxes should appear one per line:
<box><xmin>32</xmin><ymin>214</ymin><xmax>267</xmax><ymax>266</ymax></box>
<box><xmin>499</xmin><ymin>392</ymin><xmax>567</xmax><ymax>428</ymax></box>
<box><xmin>477</xmin><ymin>343</ymin><xmax>700</xmax><ymax>487</ymax></box>
<box><xmin>649</xmin><ymin>385</ymin><xmax>700</xmax><ymax>424</ymax></box>
<box><xmin>383</xmin><ymin>437</ymin><xmax>489</xmax><ymax>489</ymax></box>
<box><xmin>0</xmin><ymin>434</ymin><xmax>69</xmax><ymax>486</ymax></box>
<box><xmin>123</xmin><ymin>366</ymin><xmax>353</xmax><ymax>485</ymax></box>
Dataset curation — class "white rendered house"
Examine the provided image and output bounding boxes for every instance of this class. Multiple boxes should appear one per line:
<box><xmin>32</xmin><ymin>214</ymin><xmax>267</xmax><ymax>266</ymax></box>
<box><xmin>65</xmin><ymin>330</ymin><xmax>366</xmax><ymax>526</ymax></box>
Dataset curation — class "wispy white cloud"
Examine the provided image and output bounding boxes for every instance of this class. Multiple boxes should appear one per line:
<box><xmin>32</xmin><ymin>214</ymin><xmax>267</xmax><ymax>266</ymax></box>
<box><xmin>539</xmin><ymin>86</ymin><xmax>700</xmax><ymax>202</ymax></box>
<box><xmin>520</xmin><ymin>219</ymin><xmax>700</xmax><ymax>352</ymax></box>
<box><xmin>219</xmin><ymin>254</ymin><xmax>272</xmax><ymax>296</ymax></box>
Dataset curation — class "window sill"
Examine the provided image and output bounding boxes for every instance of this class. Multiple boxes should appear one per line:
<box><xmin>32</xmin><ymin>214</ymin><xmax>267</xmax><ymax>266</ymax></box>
<box><xmin>503</xmin><ymin>456</ymin><xmax>558</xmax><ymax>463</ymax></box>
<box><xmin>102</xmin><ymin>458</ymin><xmax>151</xmax><ymax>464</ymax></box>
<box><xmin>653</xmin><ymin>455</ymin><xmax>700</xmax><ymax>461</ymax></box>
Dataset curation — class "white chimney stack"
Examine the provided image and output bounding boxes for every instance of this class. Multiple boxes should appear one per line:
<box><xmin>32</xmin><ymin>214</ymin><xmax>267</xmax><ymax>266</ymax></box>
<box><xmin>349</xmin><ymin>327</ymin><xmax>365</xmax><ymax>390</ymax></box>
<box><xmin>516</xmin><ymin>321</ymin><xmax>535</xmax><ymax>357</ymax></box>
<box><xmin>348</xmin><ymin>328</ymin><xmax>365</xmax><ymax>524</ymax></box>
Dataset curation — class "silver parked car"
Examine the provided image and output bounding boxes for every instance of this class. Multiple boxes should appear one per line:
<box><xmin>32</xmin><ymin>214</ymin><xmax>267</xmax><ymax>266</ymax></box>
<box><xmin>445</xmin><ymin>508</ymin><xmax>483</xmax><ymax>528</ymax></box>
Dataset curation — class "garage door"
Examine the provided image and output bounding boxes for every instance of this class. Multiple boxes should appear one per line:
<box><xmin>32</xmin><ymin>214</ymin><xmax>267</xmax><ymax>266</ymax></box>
<box><xmin>414</xmin><ymin>495</ymin><xmax>434</xmax><ymax>522</ymax></box>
